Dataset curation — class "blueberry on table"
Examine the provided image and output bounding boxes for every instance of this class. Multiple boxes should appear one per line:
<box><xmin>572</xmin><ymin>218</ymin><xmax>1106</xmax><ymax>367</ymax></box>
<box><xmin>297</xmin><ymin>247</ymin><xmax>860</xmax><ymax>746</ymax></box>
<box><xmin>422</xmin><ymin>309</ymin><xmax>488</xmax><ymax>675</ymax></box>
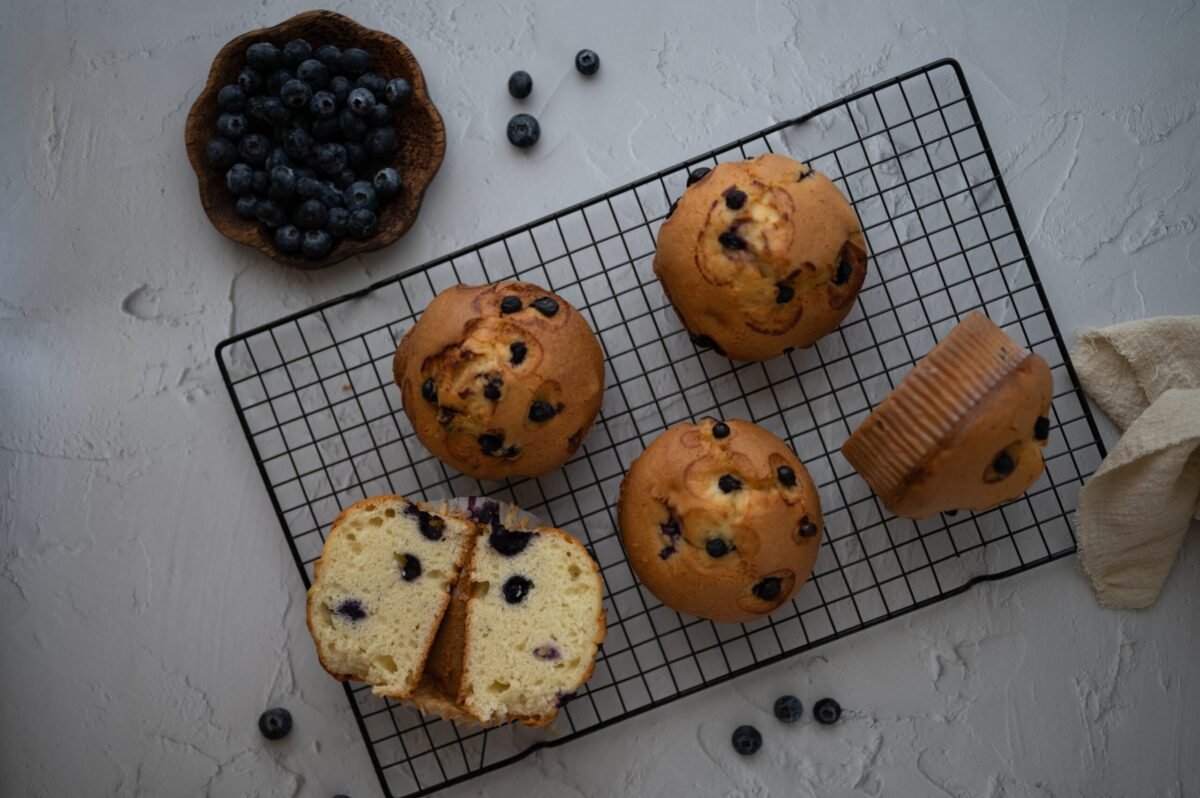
<box><xmin>266</xmin><ymin>68</ymin><xmax>294</xmax><ymax>96</ymax></box>
<box><xmin>282</xmin><ymin>38</ymin><xmax>311</xmax><ymax>68</ymax></box>
<box><xmin>348</xmin><ymin>209</ymin><xmax>377</xmax><ymax>240</ymax></box>
<box><xmin>280</xmin><ymin>78</ymin><xmax>312</xmax><ymax>110</ymax></box>
<box><xmin>329</xmin><ymin>75</ymin><xmax>352</xmax><ymax>105</ymax></box>
<box><xmin>343</xmin><ymin>181</ymin><xmax>378</xmax><ymax>212</ymax></box>
<box><xmin>507</xmin><ymin>70</ymin><xmax>533</xmax><ymax>99</ymax></box>
<box><xmin>506</xmin><ymin>113</ymin><xmax>541</xmax><ymax>148</ymax></box>
<box><xmin>813</xmin><ymin>697</ymin><xmax>842</xmax><ymax>725</ymax></box>
<box><xmin>347</xmin><ymin>87</ymin><xmax>376</xmax><ymax>116</ymax></box>
<box><xmin>283</xmin><ymin>127</ymin><xmax>314</xmax><ymax>159</ymax></box>
<box><xmin>344</xmin><ymin>142</ymin><xmax>368</xmax><ymax>169</ymax></box>
<box><xmin>235</xmin><ymin>195</ymin><xmax>259</xmax><ymax>219</ymax></box>
<box><xmin>731</xmin><ymin>725</ymin><xmax>761</xmax><ymax>755</ymax></box>
<box><xmin>384</xmin><ymin>77</ymin><xmax>412</xmax><ymax>107</ymax></box>
<box><xmin>340</xmin><ymin>47</ymin><xmax>372</xmax><ymax>77</ymax></box>
<box><xmin>339</xmin><ymin>108</ymin><xmax>368</xmax><ymax>142</ymax></box>
<box><xmin>255</xmin><ymin>199</ymin><xmax>286</xmax><ymax>229</ymax></box>
<box><xmin>367</xmin><ymin>102</ymin><xmax>392</xmax><ymax>127</ymax></box>
<box><xmin>236</xmin><ymin>66</ymin><xmax>263</xmax><ymax>94</ymax></box>
<box><xmin>274</xmin><ymin>224</ymin><xmax>301</xmax><ymax>253</ymax></box>
<box><xmin>225</xmin><ymin>163</ymin><xmax>253</xmax><ymax>195</ymax></box>
<box><xmin>773</xmin><ymin>695</ymin><xmax>803</xmax><ymax>723</ymax></box>
<box><xmin>302</xmin><ymin>229</ymin><xmax>334</xmax><ymax>259</ymax></box>
<box><xmin>356</xmin><ymin>72</ymin><xmax>387</xmax><ymax>97</ymax></box>
<box><xmin>686</xmin><ymin>167</ymin><xmax>710</xmax><ymax>186</ymax></box>
<box><xmin>217</xmin><ymin>84</ymin><xmax>246</xmax><ymax>112</ymax></box>
<box><xmin>246</xmin><ymin>42</ymin><xmax>281</xmax><ymax>71</ymax></box>
<box><xmin>258</xmin><ymin>707</ymin><xmax>292</xmax><ymax>740</ymax></box>
<box><xmin>294</xmin><ymin>198</ymin><xmax>329</xmax><ymax>230</ymax></box>
<box><xmin>373</xmin><ymin>167</ymin><xmax>401</xmax><ymax>199</ymax></box>
<box><xmin>326</xmin><ymin>206</ymin><xmax>351</xmax><ymax>238</ymax></box>
<box><xmin>296</xmin><ymin>58</ymin><xmax>330</xmax><ymax>88</ymax></box>
<box><xmin>574</xmin><ymin>49</ymin><xmax>600</xmax><ymax>75</ymax></box>
<box><xmin>206</xmin><ymin>137</ymin><xmax>238</xmax><ymax>170</ymax></box>
<box><xmin>365</xmin><ymin>126</ymin><xmax>397</xmax><ymax>160</ymax></box>
<box><xmin>238</xmin><ymin>134</ymin><xmax>271</xmax><ymax>167</ymax></box>
<box><xmin>314</xmin><ymin>43</ymin><xmax>342</xmax><ymax>71</ymax></box>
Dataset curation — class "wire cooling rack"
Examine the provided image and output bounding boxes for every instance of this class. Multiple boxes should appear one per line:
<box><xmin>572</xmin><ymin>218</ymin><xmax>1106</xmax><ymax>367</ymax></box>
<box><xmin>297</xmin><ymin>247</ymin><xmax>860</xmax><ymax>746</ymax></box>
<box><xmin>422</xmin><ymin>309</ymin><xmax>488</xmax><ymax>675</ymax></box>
<box><xmin>217</xmin><ymin>59</ymin><xmax>1106</xmax><ymax>797</ymax></box>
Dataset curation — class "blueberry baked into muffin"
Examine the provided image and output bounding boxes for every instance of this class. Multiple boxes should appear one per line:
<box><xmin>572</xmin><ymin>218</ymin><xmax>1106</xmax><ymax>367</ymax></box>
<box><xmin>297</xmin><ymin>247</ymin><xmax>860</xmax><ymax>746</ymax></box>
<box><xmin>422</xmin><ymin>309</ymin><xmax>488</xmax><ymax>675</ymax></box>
<box><xmin>654</xmin><ymin>153</ymin><xmax>867</xmax><ymax>361</ymax></box>
<box><xmin>841</xmin><ymin>311</ymin><xmax>1053</xmax><ymax>519</ymax></box>
<box><xmin>393</xmin><ymin>281</ymin><xmax>606</xmax><ymax>480</ymax></box>
<box><xmin>618</xmin><ymin>419</ymin><xmax>824</xmax><ymax>623</ymax></box>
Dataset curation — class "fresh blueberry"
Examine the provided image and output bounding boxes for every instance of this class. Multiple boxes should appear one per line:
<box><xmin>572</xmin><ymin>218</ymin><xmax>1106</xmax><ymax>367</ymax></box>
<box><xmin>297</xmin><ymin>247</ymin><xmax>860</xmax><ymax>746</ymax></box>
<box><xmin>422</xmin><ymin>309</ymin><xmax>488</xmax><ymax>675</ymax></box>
<box><xmin>206</xmin><ymin>137</ymin><xmax>238</xmax><ymax>170</ymax></box>
<box><xmin>356</xmin><ymin>72</ymin><xmax>387</xmax><ymax>97</ymax></box>
<box><xmin>266</xmin><ymin>68</ymin><xmax>294</xmax><ymax>96</ymax></box>
<box><xmin>250</xmin><ymin>170</ymin><xmax>270</xmax><ymax>193</ymax></box>
<box><xmin>225</xmin><ymin>163</ymin><xmax>254</xmax><ymax>194</ymax></box>
<box><xmin>280</xmin><ymin>78</ymin><xmax>312</xmax><ymax>110</ymax></box>
<box><xmin>507</xmin><ymin>70</ymin><xmax>532</xmax><ymax>99</ymax></box>
<box><xmin>246</xmin><ymin>95</ymin><xmax>272</xmax><ymax>125</ymax></box>
<box><xmin>296</xmin><ymin>176</ymin><xmax>321</xmax><ymax>198</ymax></box>
<box><xmin>236</xmin><ymin>66</ymin><xmax>264</xmax><ymax>94</ymax></box>
<box><xmin>506</xmin><ymin>113</ymin><xmax>540</xmax><ymax>148</ymax></box>
<box><xmin>706</xmin><ymin>538</ymin><xmax>729</xmax><ymax>557</ymax></box>
<box><xmin>315</xmin><ymin>142</ymin><xmax>348</xmax><ymax>176</ymax></box>
<box><xmin>314</xmin><ymin>43</ymin><xmax>342</xmax><ymax>70</ymax></box>
<box><xmin>347</xmin><ymin>87</ymin><xmax>376</xmax><ymax>116</ymax></box>
<box><xmin>264</xmin><ymin>147</ymin><xmax>290</xmax><ymax>172</ymax></box>
<box><xmin>530</xmin><ymin>296</ymin><xmax>558</xmax><ymax>316</ymax></box>
<box><xmin>348</xmin><ymin>208</ymin><xmax>377</xmax><ymax>239</ymax></box>
<box><xmin>269</xmin><ymin>165</ymin><xmax>296</xmax><ymax>196</ymax></box>
<box><xmin>339</xmin><ymin>108</ymin><xmax>368</xmax><ymax>142</ymax></box>
<box><xmin>834</xmin><ymin>257</ymin><xmax>853</xmax><ymax>285</ymax></box>
<box><xmin>712</xmin><ymin>421</ymin><xmax>730</xmax><ymax>439</ymax></box>
<box><xmin>217</xmin><ymin>84</ymin><xmax>246</xmax><ymax>112</ymax></box>
<box><xmin>340</xmin><ymin>47</ymin><xmax>371</xmax><ymax>76</ymax></box>
<box><xmin>774</xmin><ymin>695</ymin><xmax>803</xmax><ymax>723</ymax></box>
<box><xmin>372</xmin><ymin>167</ymin><xmax>401</xmax><ymax>199</ymax></box>
<box><xmin>246</xmin><ymin>42</ymin><xmax>281</xmax><ymax>71</ymax></box>
<box><xmin>384</xmin><ymin>77</ymin><xmax>412</xmax><ymax>107</ymax></box>
<box><xmin>238</xmin><ymin>133</ymin><xmax>271</xmax><ymax>167</ymax></box>
<box><xmin>528</xmin><ymin>400</ymin><xmax>556</xmax><ymax>422</ymax></box>
<box><xmin>282</xmin><ymin>127</ymin><xmax>314</xmax><ymax>160</ymax></box>
<box><xmin>343</xmin><ymin>181</ymin><xmax>377</xmax><ymax>211</ymax></box>
<box><xmin>502</xmin><ymin>575</ymin><xmax>533</xmax><ymax>604</ymax></box>
<box><xmin>993</xmin><ymin>451</ymin><xmax>1015</xmax><ymax>475</ymax></box>
<box><xmin>686</xmin><ymin>167</ymin><xmax>710</xmax><ymax>186</ymax></box>
<box><xmin>281</xmin><ymin>38</ymin><xmax>312</xmax><ymax>68</ymax></box>
<box><xmin>719</xmin><ymin>230</ymin><xmax>746</xmax><ymax>250</ymax></box>
<box><xmin>264</xmin><ymin>97</ymin><xmax>291</xmax><ymax>126</ymax></box>
<box><xmin>725</xmin><ymin>188</ymin><xmax>747</xmax><ymax>210</ymax></box>
<box><xmin>1034</xmin><ymin>416</ymin><xmax>1050</xmax><ymax>441</ymax></box>
<box><xmin>296</xmin><ymin>58</ymin><xmax>330</xmax><ymax>88</ymax></box>
<box><xmin>365</xmin><ymin>127</ymin><xmax>397</xmax><ymax>160</ymax></box>
<box><xmin>335</xmin><ymin>598</ymin><xmax>366</xmax><ymax>621</ymax></box>
<box><xmin>235</xmin><ymin>194</ymin><xmax>259</xmax><ymax>218</ymax></box>
<box><xmin>294</xmin><ymin>198</ymin><xmax>328</xmax><ymax>230</ymax></box>
<box><xmin>731</xmin><ymin>725</ymin><xmax>761</xmax><ymax>755</ymax></box>
<box><xmin>258</xmin><ymin>707</ymin><xmax>292</xmax><ymax>741</ymax></box>
<box><xmin>344</xmin><ymin>141</ymin><xmax>368</xmax><ymax>169</ymax></box>
<box><xmin>329</xmin><ymin>75</ymin><xmax>352</xmax><ymax>105</ymax></box>
<box><xmin>500</xmin><ymin>295</ymin><xmax>522</xmax><ymax>314</ymax></box>
<box><xmin>813</xmin><ymin>697</ymin><xmax>842</xmax><ymax>725</ymax></box>
<box><xmin>718</xmin><ymin>474</ymin><xmax>742</xmax><ymax>493</ymax></box>
<box><xmin>255</xmin><ymin>199</ymin><xmax>286</xmax><ymax>229</ymax></box>
<box><xmin>399</xmin><ymin>553</ymin><xmax>421</xmax><ymax>582</ymax></box>
<box><xmin>311</xmin><ymin>117</ymin><xmax>341</xmax><ymax>142</ymax></box>
<box><xmin>776</xmin><ymin>283</ymin><xmax>795</xmax><ymax>303</ymax></box>
<box><xmin>294</xmin><ymin>165</ymin><xmax>316</xmax><ymax>181</ymax></box>
<box><xmin>301</xmin><ymin>229</ymin><xmax>334</xmax><ymax>259</ymax></box>
<box><xmin>752</xmin><ymin>577</ymin><xmax>782</xmax><ymax>601</ymax></box>
<box><xmin>274</xmin><ymin>224</ymin><xmax>301</xmax><ymax>253</ymax></box>
<box><xmin>331</xmin><ymin>169</ymin><xmax>354</xmax><ymax>190</ymax></box>
<box><xmin>777</xmin><ymin>465</ymin><xmax>797</xmax><ymax>487</ymax></box>
<box><xmin>488</xmin><ymin>526</ymin><xmax>534</xmax><ymax>556</ymax></box>
<box><xmin>306</xmin><ymin>90</ymin><xmax>335</xmax><ymax>119</ymax></box>
<box><xmin>509</xmin><ymin>341</ymin><xmax>527</xmax><ymax>365</ymax></box>
<box><xmin>316</xmin><ymin>180</ymin><xmax>345</xmax><ymax>209</ymax></box>
<box><xmin>574</xmin><ymin>49</ymin><xmax>600</xmax><ymax>76</ymax></box>
<box><xmin>367</xmin><ymin>102</ymin><xmax>392</xmax><ymax>127</ymax></box>
<box><xmin>326</xmin><ymin>206</ymin><xmax>351</xmax><ymax>238</ymax></box>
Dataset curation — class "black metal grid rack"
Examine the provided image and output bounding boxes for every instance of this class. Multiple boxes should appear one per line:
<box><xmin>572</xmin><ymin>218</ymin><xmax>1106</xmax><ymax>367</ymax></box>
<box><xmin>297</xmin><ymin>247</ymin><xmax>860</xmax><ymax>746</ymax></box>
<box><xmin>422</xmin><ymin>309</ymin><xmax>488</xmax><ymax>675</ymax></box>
<box><xmin>217</xmin><ymin>59</ymin><xmax>1106</xmax><ymax>798</ymax></box>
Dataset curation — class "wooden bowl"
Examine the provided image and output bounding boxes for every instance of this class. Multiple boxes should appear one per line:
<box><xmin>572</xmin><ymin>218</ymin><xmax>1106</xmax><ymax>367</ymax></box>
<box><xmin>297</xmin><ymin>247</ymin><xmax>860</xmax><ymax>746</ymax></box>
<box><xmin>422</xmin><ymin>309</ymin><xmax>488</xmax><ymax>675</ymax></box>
<box><xmin>184</xmin><ymin>10</ymin><xmax>446</xmax><ymax>270</ymax></box>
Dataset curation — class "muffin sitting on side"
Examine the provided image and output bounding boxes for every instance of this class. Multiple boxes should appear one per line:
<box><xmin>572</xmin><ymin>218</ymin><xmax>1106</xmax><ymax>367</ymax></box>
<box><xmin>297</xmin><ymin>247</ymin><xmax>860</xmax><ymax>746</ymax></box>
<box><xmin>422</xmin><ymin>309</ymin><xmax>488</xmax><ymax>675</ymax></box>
<box><xmin>619</xmin><ymin>418</ymin><xmax>824</xmax><ymax>623</ymax></box>
<box><xmin>654</xmin><ymin>153</ymin><xmax>867</xmax><ymax>361</ymax></box>
<box><xmin>393</xmin><ymin>281</ymin><xmax>606</xmax><ymax>480</ymax></box>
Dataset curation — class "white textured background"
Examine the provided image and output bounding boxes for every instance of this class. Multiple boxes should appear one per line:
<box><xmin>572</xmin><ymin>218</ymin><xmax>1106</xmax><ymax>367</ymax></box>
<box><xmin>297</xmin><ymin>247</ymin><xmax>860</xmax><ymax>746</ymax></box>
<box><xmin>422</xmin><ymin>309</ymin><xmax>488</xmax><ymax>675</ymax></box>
<box><xmin>2</xmin><ymin>0</ymin><xmax>1198</xmax><ymax>796</ymax></box>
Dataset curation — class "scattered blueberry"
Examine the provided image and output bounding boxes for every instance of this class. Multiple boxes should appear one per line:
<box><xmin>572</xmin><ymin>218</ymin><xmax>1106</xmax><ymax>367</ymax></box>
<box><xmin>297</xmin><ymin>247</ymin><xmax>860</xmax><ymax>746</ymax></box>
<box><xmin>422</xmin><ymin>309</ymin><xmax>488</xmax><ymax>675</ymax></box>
<box><xmin>752</xmin><ymin>577</ymin><xmax>782</xmax><ymax>601</ymax></box>
<box><xmin>530</xmin><ymin>296</ymin><xmax>559</xmax><ymax>317</ymax></box>
<box><xmin>340</xmin><ymin>47</ymin><xmax>371</xmax><ymax>77</ymax></box>
<box><xmin>507</xmin><ymin>113</ymin><xmax>541</xmax><ymax>148</ymax></box>
<box><xmin>364</xmin><ymin>127</ymin><xmax>397</xmax><ymax>159</ymax></box>
<box><xmin>834</xmin><ymin>257</ymin><xmax>853</xmax><ymax>285</ymax></box>
<box><xmin>258</xmin><ymin>707</ymin><xmax>293</xmax><ymax>740</ymax></box>
<box><xmin>686</xmin><ymin>167</ymin><xmax>710</xmax><ymax>186</ymax></box>
<box><xmin>718</xmin><ymin>474</ymin><xmax>742</xmax><ymax>493</ymax></box>
<box><xmin>348</xmin><ymin>209</ymin><xmax>377</xmax><ymax>240</ymax></box>
<box><xmin>296</xmin><ymin>58</ymin><xmax>330</xmax><ymax>88</ymax></box>
<box><xmin>719</xmin><ymin>229</ymin><xmax>746</xmax><ymax>250</ymax></box>
<box><xmin>1034</xmin><ymin>416</ymin><xmax>1050</xmax><ymax>441</ymax></box>
<box><xmin>421</xmin><ymin>378</ymin><xmax>437</xmax><ymax>402</ymax></box>
<box><xmin>356</xmin><ymin>72</ymin><xmax>387</xmax><ymax>97</ymax></box>
<box><xmin>226</xmin><ymin>163</ymin><xmax>254</xmax><ymax>195</ymax></box>
<box><xmin>574</xmin><ymin>49</ymin><xmax>600</xmax><ymax>76</ymax></box>
<box><xmin>235</xmin><ymin>195</ymin><xmax>259</xmax><ymax>218</ymax></box>
<box><xmin>384</xmin><ymin>77</ymin><xmax>412</xmax><ymax>107</ymax></box>
<box><xmin>343</xmin><ymin>181</ymin><xmax>378</xmax><ymax>211</ymax></box>
<box><xmin>255</xmin><ymin>199</ymin><xmax>286</xmax><ymax>228</ymax></box>
<box><xmin>731</xmin><ymin>725</ymin><xmax>761</xmax><ymax>755</ymax></box>
<box><xmin>399</xmin><ymin>553</ymin><xmax>422</xmax><ymax>582</ymax></box>
<box><xmin>776</xmin><ymin>283</ymin><xmax>795</xmax><ymax>304</ymax></box>
<box><xmin>217</xmin><ymin>84</ymin><xmax>247</xmax><ymax>112</ymax></box>
<box><xmin>326</xmin><ymin>206</ymin><xmax>351</xmax><ymax>238</ymax></box>
<box><xmin>777</xmin><ymin>466</ymin><xmax>797</xmax><ymax>487</ymax></box>
<box><xmin>706</xmin><ymin>538</ymin><xmax>729</xmax><ymax>557</ymax></box>
<box><xmin>502</xmin><ymin>575</ymin><xmax>533</xmax><ymax>604</ymax></box>
<box><xmin>246</xmin><ymin>42</ymin><xmax>281</xmax><ymax>71</ymax></box>
<box><xmin>508</xmin><ymin>70</ymin><xmax>533</xmax><ymax>99</ymax></box>
<box><xmin>993</xmin><ymin>451</ymin><xmax>1015</xmax><ymax>475</ymax></box>
<box><xmin>302</xmin><ymin>229</ymin><xmax>333</xmax><ymax>259</ymax></box>
<box><xmin>712</xmin><ymin>421</ymin><xmax>730</xmax><ymax>439</ymax></box>
<box><xmin>373</xmin><ymin>167</ymin><xmax>401</xmax><ymax>199</ymax></box>
<box><xmin>236</xmin><ymin>66</ymin><xmax>264</xmax><ymax>94</ymax></box>
<box><xmin>294</xmin><ymin>198</ymin><xmax>329</xmax><ymax>230</ymax></box>
<box><xmin>813</xmin><ymin>697</ymin><xmax>842</xmax><ymax>725</ymax></box>
<box><xmin>314</xmin><ymin>43</ymin><xmax>342</xmax><ymax>70</ymax></box>
<box><xmin>774</xmin><ymin>695</ymin><xmax>803</xmax><ymax>723</ymax></box>
<box><xmin>206</xmin><ymin>137</ymin><xmax>239</xmax><ymax>170</ymax></box>
<box><xmin>274</xmin><ymin>224</ymin><xmax>301</xmax><ymax>253</ymax></box>
<box><xmin>725</xmin><ymin>188</ymin><xmax>747</xmax><ymax>210</ymax></box>
<box><xmin>509</xmin><ymin>341</ymin><xmax>528</xmax><ymax>365</ymax></box>
<box><xmin>528</xmin><ymin>400</ymin><xmax>556</xmax><ymax>422</ymax></box>
<box><xmin>282</xmin><ymin>38</ymin><xmax>312</xmax><ymax>68</ymax></box>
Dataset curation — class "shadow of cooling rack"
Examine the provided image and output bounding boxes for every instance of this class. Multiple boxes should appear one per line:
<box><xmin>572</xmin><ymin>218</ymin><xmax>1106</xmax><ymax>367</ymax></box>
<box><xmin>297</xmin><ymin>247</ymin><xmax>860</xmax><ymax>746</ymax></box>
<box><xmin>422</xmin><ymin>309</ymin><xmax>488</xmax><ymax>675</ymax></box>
<box><xmin>216</xmin><ymin>58</ymin><xmax>1107</xmax><ymax>797</ymax></box>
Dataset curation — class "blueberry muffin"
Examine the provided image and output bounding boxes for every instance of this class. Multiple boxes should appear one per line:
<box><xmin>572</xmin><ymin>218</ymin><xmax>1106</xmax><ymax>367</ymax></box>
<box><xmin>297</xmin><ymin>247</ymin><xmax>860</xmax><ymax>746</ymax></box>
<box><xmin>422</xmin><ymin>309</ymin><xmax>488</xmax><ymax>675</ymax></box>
<box><xmin>393</xmin><ymin>281</ymin><xmax>606</xmax><ymax>480</ymax></box>
<box><xmin>654</xmin><ymin>153</ymin><xmax>867</xmax><ymax>361</ymax></box>
<box><xmin>841</xmin><ymin>311</ymin><xmax>1053</xmax><ymax>519</ymax></box>
<box><xmin>305</xmin><ymin>495</ymin><xmax>475</xmax><ymax>698</ymax></box>
<box><xmin>618</xmin><ymin>419</ymin><xmax>824</xmax><ymax>623</ymax></box>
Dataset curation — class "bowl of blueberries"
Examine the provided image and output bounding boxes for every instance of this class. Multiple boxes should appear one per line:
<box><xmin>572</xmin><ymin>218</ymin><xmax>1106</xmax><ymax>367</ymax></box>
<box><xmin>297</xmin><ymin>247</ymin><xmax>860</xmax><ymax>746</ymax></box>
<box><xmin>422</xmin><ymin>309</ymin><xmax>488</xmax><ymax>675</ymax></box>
<box><xmin>185</xmin><ymin>10</ymin><xmax>446</xmax><ymax>269</ymax></box>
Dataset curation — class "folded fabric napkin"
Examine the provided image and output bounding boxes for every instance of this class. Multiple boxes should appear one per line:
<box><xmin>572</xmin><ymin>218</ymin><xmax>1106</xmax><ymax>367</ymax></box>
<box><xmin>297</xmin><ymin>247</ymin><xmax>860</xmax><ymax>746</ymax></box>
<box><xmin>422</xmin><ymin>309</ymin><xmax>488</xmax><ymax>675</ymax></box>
<box><xmin>1072</xmin><ymin>315</ymin><xmax>1200</xmax><ymax>609</ymax></box>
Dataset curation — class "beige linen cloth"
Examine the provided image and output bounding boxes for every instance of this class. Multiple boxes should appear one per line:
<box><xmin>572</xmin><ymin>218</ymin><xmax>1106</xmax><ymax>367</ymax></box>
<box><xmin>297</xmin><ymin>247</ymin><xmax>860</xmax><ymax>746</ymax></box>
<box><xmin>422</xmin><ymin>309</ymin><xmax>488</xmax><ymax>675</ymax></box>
<box><xmin>1072</xmin><ymin>316</ymin><xmax>1200</xmax><ymax>609</ymax></box>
